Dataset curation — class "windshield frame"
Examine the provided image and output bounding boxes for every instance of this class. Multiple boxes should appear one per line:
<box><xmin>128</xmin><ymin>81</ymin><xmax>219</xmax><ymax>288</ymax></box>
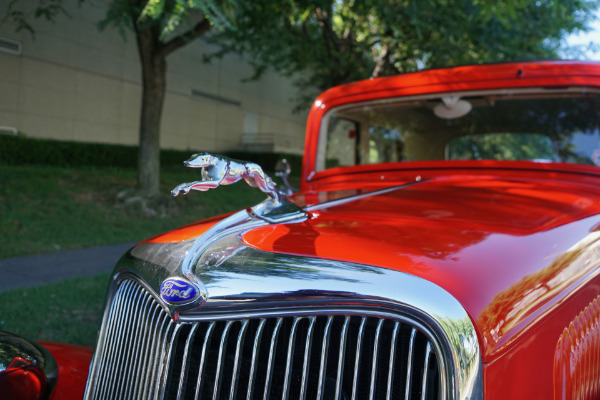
<box><xmin>314</xmin><ymin>86</ymin><xmax>600</xmax><ymax>174</ymax></box>
<box><xmin>301</xmin><ymin>61</ymin><xmax>600</xmax><ymax>189</ymax></box>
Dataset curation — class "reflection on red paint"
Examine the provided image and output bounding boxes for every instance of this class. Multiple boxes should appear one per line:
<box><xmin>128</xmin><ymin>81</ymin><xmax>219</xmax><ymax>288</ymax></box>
<box><xmin>0</xmin><ymin>357</ymin><xmax>46</xmax><ymax>400</ymax></box>
<box><xmin>243</xmin><ymin>171</ymin><xmax>600</xmax><ymax>362</ymax></box>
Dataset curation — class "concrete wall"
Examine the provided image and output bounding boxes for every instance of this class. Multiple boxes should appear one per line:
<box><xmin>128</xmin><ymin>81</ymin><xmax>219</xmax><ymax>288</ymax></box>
<box><xmin>0</xmin><ymin>2</ymin><xmax>308</xmax><ymax>154</ymax></box>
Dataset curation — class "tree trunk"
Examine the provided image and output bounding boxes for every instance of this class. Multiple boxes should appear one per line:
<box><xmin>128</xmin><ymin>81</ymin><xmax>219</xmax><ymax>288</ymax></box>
<box><xmin>136</xmin><ymin>27</ymin><xmax>166</xmax><ymax>197</ymax></box>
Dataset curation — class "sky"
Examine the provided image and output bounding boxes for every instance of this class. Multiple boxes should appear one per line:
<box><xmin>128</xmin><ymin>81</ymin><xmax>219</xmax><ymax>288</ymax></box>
<box><xmin>564</xmin><ymin>17</ymin><xmax>600</xmax><ymax>60</ymax></box>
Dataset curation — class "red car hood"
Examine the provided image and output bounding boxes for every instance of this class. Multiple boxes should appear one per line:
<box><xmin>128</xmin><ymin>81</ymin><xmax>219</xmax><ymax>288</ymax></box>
<box><xmin>241</xmin><ymin>172</ymin><xmax>600</xmax><ymax>361</ymax></box>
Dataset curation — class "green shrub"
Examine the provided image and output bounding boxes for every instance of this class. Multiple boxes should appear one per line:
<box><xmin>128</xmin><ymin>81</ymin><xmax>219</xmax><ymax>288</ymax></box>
<box><xmin>0</xmin><ymin>135</ymin><xmax>138</xmax><ymax>168</ymax></box>
<box><xmin>0</xmin><ymin>135</ymin><xmax>303</xmax><ymax>174</ymax></box>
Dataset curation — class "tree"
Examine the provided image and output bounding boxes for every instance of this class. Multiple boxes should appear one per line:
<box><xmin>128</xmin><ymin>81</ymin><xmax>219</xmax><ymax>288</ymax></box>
<box><xmin>4</xmin><ymin>0</ymin><xmax>598</xmax><ymax>193</ymax></box>
<box><xmin>213</xmin><ymin>0</ymin><xmax>599</xmax><ymax>107</ymax></box>
<box><xmin>4</xmin><ymin>0</ymin><xmax>233</xmax><ymax>196</ymax></box>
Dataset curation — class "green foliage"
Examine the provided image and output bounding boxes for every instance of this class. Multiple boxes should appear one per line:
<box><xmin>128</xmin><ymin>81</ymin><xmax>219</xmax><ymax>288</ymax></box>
<box><xmin>0</xmin><ymin>135</ymin><xmax>134</xmax><ymax>168</ymax></box>
<box><xmin>0</xmin><ymin>134</ymin><xmax>184</xmax><ymax>168</ymax></box>
<box><xmin>97</xmin><ymin>0</ymin><xmax>234</xmax><ymax>40</ymax></box>
<box><xmin>447</xmin><ymin>133</ymin><xmax>556</xmax><ymax>161</ymax></box>
<box><xmin>2</xmin><ymin>0</ymin><xmax>71</xmax><ymax>35</ymax></box>
<box><xmin>213</xmin><ymin>0</ymin><xmax>599</xmax><ymax>107</ymax></box>
<box><xmin>139</xmin><ymin>0</ymin><xmax>233</xmax><ymax>35</ymax></box>
<box><xmin>4</xmin><ymin>0</ymin><xmax>234</xmax><ymax>39</ymax></box>
<box><xmin>0</xmin><ymin>135</ymin><xmax>301</xmax><ymax>172</ymax></box>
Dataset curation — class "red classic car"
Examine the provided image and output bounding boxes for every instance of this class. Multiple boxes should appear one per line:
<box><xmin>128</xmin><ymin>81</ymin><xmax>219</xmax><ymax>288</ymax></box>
<box><xmin>5</xmin><ymin>60</ymin><xmax>600</xmax><ymax>399</ymax></box>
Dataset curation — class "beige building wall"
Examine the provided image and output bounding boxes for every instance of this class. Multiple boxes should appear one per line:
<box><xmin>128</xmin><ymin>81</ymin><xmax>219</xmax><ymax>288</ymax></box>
<box><xmin>0</xmin><ymin>2</ymin><xmax>308</xmax><ymax>154</ymax></box>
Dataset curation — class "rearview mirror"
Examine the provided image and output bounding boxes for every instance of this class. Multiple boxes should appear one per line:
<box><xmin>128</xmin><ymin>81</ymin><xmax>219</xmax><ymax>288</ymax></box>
<box><xmin>275</xmin><ymin>159</ymin><xmax>295</xmax><ymax>196</ymax></box>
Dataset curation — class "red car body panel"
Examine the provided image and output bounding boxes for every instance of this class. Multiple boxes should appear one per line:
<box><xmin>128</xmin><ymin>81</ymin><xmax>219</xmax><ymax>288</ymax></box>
<box><xmin>256</xmin><ymin>61</ymin><xmax>600</xmax><ymax>398</ymax></box>
<box><xmin>242</xmin><ymin>169</ymin><xmax>600</xmax><ymax>356</ymax></box>
<box><xmin>141</xmin><ymin>170</ymin><xmax>600</xmax><ymax>398</ymax></box>
<box><xmin>33</xmin><ymin>61</ymin><xmax>600</xmax><ymax>399</ymax></box>
<box><xmin>241</xmin><ymin>169</ymin><xmax>600</xmax><ymax>398</ymax></box>
<box><xmin>42</xmin><ymin>342</ymin><xmax>92</xmax><ymax>400</ymax></box>
<box><xmin>135</xmin><ymin>60</ymin><xmax>600</xmax><ymax>399</ymax></box>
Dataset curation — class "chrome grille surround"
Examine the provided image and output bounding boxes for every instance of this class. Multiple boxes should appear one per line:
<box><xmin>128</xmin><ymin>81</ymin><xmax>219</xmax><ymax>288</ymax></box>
<box><xmin>85</xmin><ymin>207</ymin><xmax>483</xmax><ymax>400</ymax></box>
<box><xmin>86</xmin><ymin>275</ymin><xmax>451</xmax><ymax>400</ymax></box>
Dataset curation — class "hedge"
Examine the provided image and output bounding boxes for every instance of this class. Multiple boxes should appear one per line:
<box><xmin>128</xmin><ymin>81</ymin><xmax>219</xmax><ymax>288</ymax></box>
<box><xmin>0</xmin><ymin>135</ymin><xmax>303</xmax><ymax>174</ymax></box>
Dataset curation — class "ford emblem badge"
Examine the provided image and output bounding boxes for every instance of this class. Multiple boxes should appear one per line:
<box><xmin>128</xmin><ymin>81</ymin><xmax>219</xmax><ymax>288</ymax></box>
<box><xmin>160</xmin><ymin>277</ymin><xmax>201</xmax><ymax>305</ymax></box>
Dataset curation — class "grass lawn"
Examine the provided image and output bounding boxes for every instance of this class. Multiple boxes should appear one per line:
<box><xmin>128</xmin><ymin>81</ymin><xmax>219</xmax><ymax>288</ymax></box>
<box><xmin>0</xmin><ymin>165</ymin><xmax>266</xmax><ymax>258</ymax></box>
<box><xmin>0</xmin><ymin>273</ymin><xmax>110</xmax><ymax>346</ymax></box>
<box><xmin>0</xmin><ymin>164</ymin><xmax>269</xmax><ymax>345</ymax></box>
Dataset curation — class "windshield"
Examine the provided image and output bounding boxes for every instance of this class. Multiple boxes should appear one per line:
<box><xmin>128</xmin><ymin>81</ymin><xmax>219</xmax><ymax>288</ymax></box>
<box><xmin>316</xmin><ymin>89</ymin><xmax>600</xmax><ymax>171</ymax></box>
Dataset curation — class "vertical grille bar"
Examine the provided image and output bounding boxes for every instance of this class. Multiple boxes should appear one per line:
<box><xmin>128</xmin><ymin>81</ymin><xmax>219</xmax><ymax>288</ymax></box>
<box><xmin>176</xmin><ymin>324</ymin><xmax>199</xmax><ymax>400</ymax></box>
<box><xmin>122</xmin><ymin>291</ymin><xmax>148</xmax><ymax>398</ymax></box>
<box><xmin>212</xmin><ymin>321</ymin><xmax>234</xmax><ymax>400</ymax></box>
<box><xmin>369</xmin><ymin>319</ymin><xmax>384</xmax><ymax>400</ymax></box>
<box><xmin>86</xmin><ymin>278</ymin><xmax>446</xmax><ymax>400</ymax></box>
<box><xmin>106</xmin><ymin>282</ymin><xmax>136</xmax><ymax>399</ymax></box>
<box><xmin>299</xmin><ymin>317</ymin><xmax>316</xmax><ymax>400</ymax></box>
<box><xmin>263</xmin><ymin>318</ymin><xmax>283</xmax><ymax>400</ymax></box>
<box><xmin>229</xmin><ymin>320</ymin><xmax>249</xmax><ymax>400</ymax></box>
<box><xmin>316</xmin><ymin>316</ymin><xmax>333</xmax><ymax>400</ymax></box>
<box><xmin>351</xmin><ymin>317</ymin><xmax>367</xmax><ymax>400</ymax></box>
<box><xmin>114</xmin><ymin>283</ymin><xmax>139</xmax><ymax>397</ymax></box>
<box><xmin>404</xmin><ymin>328</ymin><xmax>418</xmax><ymax>400</ymax></box>
<box><xmin>282</xmin><ymin>318</ymin><xmax>301</xmax><ymax>400</ymax></box>
<box><xmin>134</xmin><ymin>306</ymin><xmax>160</xmax><ymax>399</ymax></box>
<box><xmin>193</xmin><ymin>322</ymin><xmax>216</xmax><ymax>399</ymax></box>
<box><xmin>421</xmin><ymin>342</ymin><xmax>433</xmax><ymax>400</ymax></box>
<box><xmin>129</xmin><ymin>294</ymin><xmax>153</xmax><ymax>398</ymax></box>
<box><xmin>153</xmin><ymin>320</ymin><xmax>175</xmax><ymax>400</ymax></box>
<box><xmin>150</xmin><ymin>314</ymin><xmax>168</xmax><ymax>399</ymax></box>
<box><xmin>158</xmin><ymin>323</ymin><xmax>183</xmax><ymax>400</ymax></box>
<box><xmin>335</xmin><ymin>316</ymin><xmax>351</xmax><ymax>400</ymax></box>
<box><xmin>246</xmin><ymin>319</ymin><xmax>266</xmax><ymax>400</ymax></box>
<box><xmin>386</xmin><ymin>321</ymin><xmax>400</xmax><ymax>400</ymax></box>
<box><xmin>93</xmin><ymin>281</ymin><xmax>132</xmax><ymax>399</ymax></box>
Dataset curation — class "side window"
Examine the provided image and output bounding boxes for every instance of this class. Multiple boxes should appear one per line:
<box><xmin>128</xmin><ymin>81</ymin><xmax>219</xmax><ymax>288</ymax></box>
<box><xmin>325</xmin><ymin>116</ymin><xmax>359</xmax><ymax>168</ymax></box>
<box><xmin>321</xmin><ymin>117</ymin><xmax>405</xmax><ymax>170</ymax></box>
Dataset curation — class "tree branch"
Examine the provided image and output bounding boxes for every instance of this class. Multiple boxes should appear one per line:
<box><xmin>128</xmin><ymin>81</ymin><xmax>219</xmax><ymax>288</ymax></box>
<box><xmin>158</xmin><ymin>18</ymin><xmax>212</xmax><ymax>57</ymax></box>
<box><xmin>371</xmin><ymin>45</ymin><xmax>389</xmax><ymax>78</ymax></box>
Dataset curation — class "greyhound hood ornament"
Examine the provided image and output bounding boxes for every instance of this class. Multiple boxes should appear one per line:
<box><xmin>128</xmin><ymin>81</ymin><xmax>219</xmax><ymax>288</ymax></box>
<box><xmin>171</xmin><ymin>153</ymin><xmax>307</xmax><ymax>223</ymax></box>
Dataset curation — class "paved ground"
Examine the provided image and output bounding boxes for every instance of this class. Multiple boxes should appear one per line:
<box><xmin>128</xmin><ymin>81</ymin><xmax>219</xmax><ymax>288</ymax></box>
<box><xmin>0</xmin><ymin>242</ymin><xmax>138</xmax><ymax>291</ymax></box>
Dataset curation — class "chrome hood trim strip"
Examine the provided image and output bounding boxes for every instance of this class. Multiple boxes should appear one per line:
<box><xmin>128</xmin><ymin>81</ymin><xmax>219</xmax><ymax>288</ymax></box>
<box><xmin>303</xmin><ymin>178</ymin><xmax>426</xmax><ymax>212</ymax></box>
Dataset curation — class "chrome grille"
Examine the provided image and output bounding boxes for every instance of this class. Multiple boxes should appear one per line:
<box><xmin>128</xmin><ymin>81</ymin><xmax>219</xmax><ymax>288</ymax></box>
<box><xmin>86</xmin><ymin>278</ymin><xmax>442</xmax><ymax>400</ymax></box>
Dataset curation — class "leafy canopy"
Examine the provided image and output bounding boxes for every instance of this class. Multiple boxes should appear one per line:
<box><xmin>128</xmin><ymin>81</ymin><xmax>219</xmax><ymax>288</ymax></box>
<box><xmin>4</xmin><ymin>0</ymin><xmax>599</xmax><ymax>112</ymax></box>
<box><xmin>6</xmin><ymin>0</ymin><xmax>598</xmax><ymax>100</ymax></box>
<box><xmin>99</xmin><ymin>0</ymin><xmax>234</xmax><ymax>39</ymax></box>
<box><xmin>212</xmin><ymin>0</ymin><xmax>599</xmax><ymax>106</ymax></box>
<box><xmin>4</xmin><ymin>0</ymin><xmax>235</xmax><ymax>41</ymax></box>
